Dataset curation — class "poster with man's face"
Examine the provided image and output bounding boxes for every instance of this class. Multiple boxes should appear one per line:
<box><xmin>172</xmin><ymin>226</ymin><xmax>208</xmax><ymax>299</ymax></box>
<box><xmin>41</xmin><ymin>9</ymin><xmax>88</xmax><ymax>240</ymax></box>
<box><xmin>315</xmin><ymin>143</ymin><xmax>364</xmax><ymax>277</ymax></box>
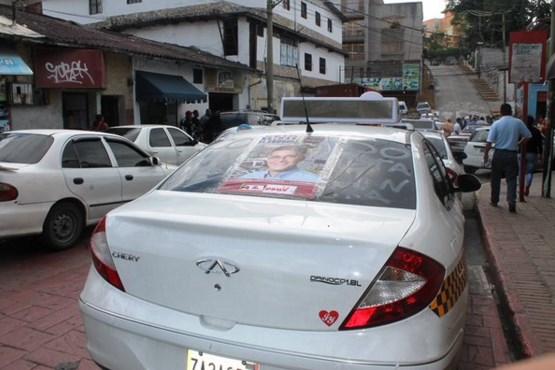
<box><xmin>219</xmin><ymin>134</ymin><xmax>339</xmax><ymax>198</ymax></box>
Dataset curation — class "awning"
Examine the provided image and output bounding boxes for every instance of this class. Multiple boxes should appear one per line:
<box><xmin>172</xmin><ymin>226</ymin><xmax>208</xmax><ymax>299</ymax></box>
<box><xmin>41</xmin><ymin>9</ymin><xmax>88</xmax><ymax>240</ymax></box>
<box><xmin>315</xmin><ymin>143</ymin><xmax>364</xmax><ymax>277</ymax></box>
<box><xmin>0</xmin><ymin>50</ymin><xmax>33</xmax><ymax>75</ymax></box>
<box><xmin>135</xmin><ymin>71</ymin><xmax>207</xmax><ymax>103</ymax></box>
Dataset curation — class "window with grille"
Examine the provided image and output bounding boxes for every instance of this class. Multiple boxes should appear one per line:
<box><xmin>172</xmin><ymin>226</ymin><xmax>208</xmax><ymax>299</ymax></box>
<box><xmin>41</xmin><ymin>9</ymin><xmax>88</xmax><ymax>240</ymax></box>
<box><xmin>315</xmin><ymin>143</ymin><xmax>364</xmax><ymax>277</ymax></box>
<box><xmin>319</xmin><ymin>58</ymin><xmax>326</xmax><ymax>74</ymax></box>
<box><xmin>301</xmin><ymin>2</ymin><xmax>307</xmax><ymax>19</ymax></box>
<box><xmin>327</xmin><ymin>18</ymin><xmax>333</xmax><ymax>32</ymax></box>
<box><xmin>283</xmin><ymin>0</ymin><xmax>290</xmax><ymax>10</ymax></box>
<box><xmin>315</xmin><ymin>12</ymin><xmax>321</xmax><ymax>26</ymax></box>
<box><xmin>304</xmin><ymin>53</ymin><xmax>312</xmax><ymax>71</ymax></box>
<box><xmin>89</xmin><ymin>0</ymin><xmax>102</xmax><ymax>14</ymax></box>
<box><xmin>280</xmin><ymin>39</ymin><xmax>299</xmax><ymax>67</ymax></box>
<box><xmin>223</xmin><ymin>19</ymin><xmax>238</xmax><ymax>56</ymax></box>
<box><xmin>193</xmin><ymin>69</ymin><xmax>203</xmax><ymax>84</ymax></box>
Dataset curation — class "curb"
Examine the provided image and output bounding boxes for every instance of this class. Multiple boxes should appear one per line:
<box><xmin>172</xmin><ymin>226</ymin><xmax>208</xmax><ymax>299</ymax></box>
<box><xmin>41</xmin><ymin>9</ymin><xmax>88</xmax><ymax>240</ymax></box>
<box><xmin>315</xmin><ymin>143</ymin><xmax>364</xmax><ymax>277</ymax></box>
<box><xmin>475</xmin><ymin>195</ymin><xmax>540</xmax><ymax>360</ymax></box>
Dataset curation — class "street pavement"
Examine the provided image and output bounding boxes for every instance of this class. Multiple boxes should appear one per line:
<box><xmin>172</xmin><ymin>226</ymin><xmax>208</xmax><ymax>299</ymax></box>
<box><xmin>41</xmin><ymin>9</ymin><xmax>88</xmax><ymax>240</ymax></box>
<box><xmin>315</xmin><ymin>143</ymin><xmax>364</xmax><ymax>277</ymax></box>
<box><xmin>2</xmin><ymin>174</ymin><xmax>552</xmax><ymax>369</ymax></box>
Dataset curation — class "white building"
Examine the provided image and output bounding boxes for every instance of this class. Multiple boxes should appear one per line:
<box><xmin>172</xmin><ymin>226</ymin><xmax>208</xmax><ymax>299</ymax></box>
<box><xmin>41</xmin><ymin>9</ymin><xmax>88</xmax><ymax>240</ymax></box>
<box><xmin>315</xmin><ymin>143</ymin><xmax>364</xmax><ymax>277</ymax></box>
<box><xmin>42</xmin><ymin>0</ymin><xmax>347</xmax><ymax>113</ymax></box>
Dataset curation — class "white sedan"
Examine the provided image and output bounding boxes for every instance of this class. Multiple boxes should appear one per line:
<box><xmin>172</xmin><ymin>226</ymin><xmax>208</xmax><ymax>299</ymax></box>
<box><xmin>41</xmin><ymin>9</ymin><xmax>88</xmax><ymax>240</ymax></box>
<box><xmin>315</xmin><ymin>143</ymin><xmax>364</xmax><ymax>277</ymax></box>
<box><xmin>0</xmin><ymin>129</ymin><xmax>177</xmax><ymax>250</ymax></box>
<box><xmin>107</xmin><ymin>125</ymin><xmax>207</xmax><ymax>165</ymax></box>
<box><xmin>80</xmin><ymin>124</ymin><xmax>480</xmax><ymax>370</ymax></box>
<box><xmin>462</xmin><ymin>127</ymin><xmax>491</xmax><ymax>173</ymax></box>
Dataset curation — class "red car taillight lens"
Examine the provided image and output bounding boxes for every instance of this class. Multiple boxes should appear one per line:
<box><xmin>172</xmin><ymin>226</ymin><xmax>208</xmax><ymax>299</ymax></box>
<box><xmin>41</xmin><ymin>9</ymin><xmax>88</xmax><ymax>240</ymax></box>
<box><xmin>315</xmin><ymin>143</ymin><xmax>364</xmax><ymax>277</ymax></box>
<box><xmin>90</xmin><ymin>217</ymin><xmax>125</xmax><ymax>291</ymax></box>
<box><xmin>340</xmin><ymin>247</ymin><xmax>445</xmax><ymax>330</ymax></box>
<box><xmin>0</xmin><ymin>183</ymin><xmax>18</xmax><ymax>201</ymax></box>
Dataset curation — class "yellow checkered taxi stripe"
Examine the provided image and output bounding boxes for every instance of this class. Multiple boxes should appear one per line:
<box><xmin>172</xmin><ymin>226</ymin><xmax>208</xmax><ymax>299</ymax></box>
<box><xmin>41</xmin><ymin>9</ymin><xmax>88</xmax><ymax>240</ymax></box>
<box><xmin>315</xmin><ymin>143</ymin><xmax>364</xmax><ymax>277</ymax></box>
<box><xmin>429</xmin><ymin>257</ymin><xmax>467</xmax><ymax>318</ymax></box>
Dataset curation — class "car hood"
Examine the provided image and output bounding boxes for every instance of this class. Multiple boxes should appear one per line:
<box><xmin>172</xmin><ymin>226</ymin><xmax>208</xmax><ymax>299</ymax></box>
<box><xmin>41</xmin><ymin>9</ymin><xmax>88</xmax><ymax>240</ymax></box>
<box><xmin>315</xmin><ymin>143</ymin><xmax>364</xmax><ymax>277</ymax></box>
<box><xmin>104</xmin><ymin>190</ymin><xmax>416</xmax><ymax>331</ymax></box>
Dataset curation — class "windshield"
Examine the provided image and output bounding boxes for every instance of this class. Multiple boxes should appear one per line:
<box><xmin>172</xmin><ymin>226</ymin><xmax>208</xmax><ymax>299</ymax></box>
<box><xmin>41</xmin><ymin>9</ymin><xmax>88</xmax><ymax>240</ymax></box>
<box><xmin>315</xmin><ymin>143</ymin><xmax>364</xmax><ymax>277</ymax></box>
<box><xmin>159</xmin><ymin>133</ymin><xmax>416</xmax><ymax>209</ymax></box>
<box><xmin>107</xmin><ymin>127</ymin><xmax>141</xmax><ymax>142</ymax></box>
<box><xmin>0</xmin><ymin>133</ymin><xmax>53</xmax><ymax>163</ymax></box>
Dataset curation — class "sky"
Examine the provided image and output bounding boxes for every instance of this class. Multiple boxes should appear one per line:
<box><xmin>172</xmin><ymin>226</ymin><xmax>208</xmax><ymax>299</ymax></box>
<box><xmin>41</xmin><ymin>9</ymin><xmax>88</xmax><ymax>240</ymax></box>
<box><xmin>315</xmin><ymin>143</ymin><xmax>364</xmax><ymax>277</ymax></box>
<box><xmin>383</xmin><ymin>0</ymin><xmax>447</xmax><ymax>20</ymax></box>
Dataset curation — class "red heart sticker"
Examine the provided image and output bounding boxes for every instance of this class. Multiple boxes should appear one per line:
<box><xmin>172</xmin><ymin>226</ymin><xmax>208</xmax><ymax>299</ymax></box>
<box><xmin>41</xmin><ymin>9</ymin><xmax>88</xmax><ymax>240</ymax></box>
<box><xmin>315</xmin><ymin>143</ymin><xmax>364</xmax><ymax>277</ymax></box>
<box><xmin>319</xmin><ymin>310</ymin><xmax>339</xmax><ymax>326</ymax></box>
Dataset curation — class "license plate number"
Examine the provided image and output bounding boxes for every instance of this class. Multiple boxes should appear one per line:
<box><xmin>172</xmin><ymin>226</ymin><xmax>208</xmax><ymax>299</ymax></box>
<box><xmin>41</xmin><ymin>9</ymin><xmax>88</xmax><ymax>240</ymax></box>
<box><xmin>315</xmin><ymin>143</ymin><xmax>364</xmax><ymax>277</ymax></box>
<box><xmin>187</xmin><ymin>350</ymin><xmax>258</xmax><ymax>370</ymax></box>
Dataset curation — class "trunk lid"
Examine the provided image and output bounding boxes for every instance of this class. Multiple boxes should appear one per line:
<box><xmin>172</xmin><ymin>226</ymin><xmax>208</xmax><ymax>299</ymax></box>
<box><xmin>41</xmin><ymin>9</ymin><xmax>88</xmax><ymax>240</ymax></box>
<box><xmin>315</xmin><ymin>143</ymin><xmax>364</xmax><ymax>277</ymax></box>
<box><xmin>105</xmin><ymin>191</ymin><xmax>416</xmax><ymax>331</ymax></box>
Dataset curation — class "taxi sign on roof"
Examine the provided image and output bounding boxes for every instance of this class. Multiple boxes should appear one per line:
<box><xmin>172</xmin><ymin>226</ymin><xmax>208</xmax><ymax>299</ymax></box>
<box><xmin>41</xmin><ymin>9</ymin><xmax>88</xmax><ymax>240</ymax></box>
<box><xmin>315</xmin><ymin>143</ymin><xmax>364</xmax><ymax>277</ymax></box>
<box><xmin>280</xmin><ymin>92</ymin><xmax>400</xmax><ymax>125</ymax></box>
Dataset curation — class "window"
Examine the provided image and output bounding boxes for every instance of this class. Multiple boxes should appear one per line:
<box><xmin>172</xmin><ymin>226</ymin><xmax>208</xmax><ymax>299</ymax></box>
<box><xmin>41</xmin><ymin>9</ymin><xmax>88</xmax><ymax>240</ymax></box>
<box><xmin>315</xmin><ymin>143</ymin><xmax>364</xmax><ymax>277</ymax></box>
<box><xmin>301</xmin><ymin>2</ymin><xmax>307</xmax><ymax>19</ymax></box>
<box><xmin>423</xmin><ymin>141</ymin><xmax>454</xmax><ymax>207</ymax></box>
<box><xmin>149</xmin><ymin>128</ymin><xmax>172</xmax><ymax>147</ymax></box>
<box><xmin>223</xmin><ymin>19</ymin><xmax>238</xmax><ymax>56</ymax></box>
<box><xmin>280</xmin><ymin>38</ymin><xmax>299</xmax><ymax>67</ymax></box>
<box><xmin>327</xmin><ymin>18</ymin><xmax>333</xmax><ymax>33</ymax></box>
<box><xmin>168</xmin><ymin>127</ymin><xmax>195</xmax><ymax>146</ymax></box>
<box><xmin>283</xmin><ymin>0</ymin><xmax>290</xmax><ymax>10</ymax></box>
<box><xmin>89</xmin><ymin>0</ymin><xmax>102</xmax><ymax>14</ymax></box>
<box><xmin>106</xmin><ymin>139</ymin><xmax>151</xmax><ymax>167</ymax></box>
<box><xmin>127</xmin><ymin>0</ymin><xmax>141</xmax><ymax>3</ymax></box>
<box><xmin>63</xmin><ymin>139</ymin><xmax>111</xmax><ymax>168</ymax></box>
<box><xmin>193</xmin><ymin>68</ymin><xmax>203</xmax><ymax>84</ymax></box>
<box><xmin>315</xmin><ymin>12</ymin><xmax>321</xmax><ymax>26</ymax></box>
<box><xmin>319</xmin><ymin>58</ymin><xmax>326</xmax><ymax>74</ymax></box>
<box><xmin>304</xmin><ymin>53</ymin><xmax>312</xmax><ymax>71</ymax></box>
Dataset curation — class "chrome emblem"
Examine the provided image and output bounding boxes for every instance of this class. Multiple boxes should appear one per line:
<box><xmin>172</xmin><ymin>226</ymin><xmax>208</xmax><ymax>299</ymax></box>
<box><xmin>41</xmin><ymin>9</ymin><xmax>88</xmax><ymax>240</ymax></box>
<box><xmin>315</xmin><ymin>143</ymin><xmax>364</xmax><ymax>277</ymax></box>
<box><xmin>196</xmin><ymin>259</ymin><xmax>240</xmax><ymax>277</ymax></box>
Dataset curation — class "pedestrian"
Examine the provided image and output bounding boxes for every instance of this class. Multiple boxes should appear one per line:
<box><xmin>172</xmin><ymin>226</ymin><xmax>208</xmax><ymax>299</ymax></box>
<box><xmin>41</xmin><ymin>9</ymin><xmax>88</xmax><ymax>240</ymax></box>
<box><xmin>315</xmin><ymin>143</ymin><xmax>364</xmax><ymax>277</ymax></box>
<box><xmin>483</xmin><ymin>103</ymin><xmax>531</xmax><ymax>213</ymax></box>
<box><xmin>191</xmin><ymin>110</ymin><xmax>203</xmax><ymax>141</ymax></box>
<box><xmin>90</xmin><ymin>114</ymin><xmax>109</xmax><ymax>131</ymax></box>
<box><xmin>453</xmin><ymin>118</ymin><xmax>462</xmax><ymax>135</ymax></box>
<box><xmin>180</xmin><ymin>111</ymin><xmax>193</xmax><ymax>135</ymax></box>
<box><xmin>521</xmin><ymin>115</ymin><xmax>543</xmax><ymax>196</ymax></box>
<box><xmin>203</xmin><ymin>110</ymin><xmax>222</xmax><ymax>144</ymax></box>
<box><xmin>443</xmin><ymin>118</ymin><xmax>453</xmax><ymax>136</ymax></box>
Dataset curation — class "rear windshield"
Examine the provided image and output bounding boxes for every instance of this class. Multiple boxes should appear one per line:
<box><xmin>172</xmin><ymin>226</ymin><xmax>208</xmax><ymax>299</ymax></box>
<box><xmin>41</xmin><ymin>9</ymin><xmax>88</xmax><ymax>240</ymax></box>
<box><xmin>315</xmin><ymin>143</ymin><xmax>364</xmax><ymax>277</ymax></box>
<box><xmin>160</xmin><ymin>133</ymin><xmax>416</xmax><ymax>209</ymax></box>
<box><xmin>470</xmin><ymin>129</ymin><xmax>489</xmax><ymax>142</ymax></box>
<box><xmin>107</xmin><ymin>127</ymin><xmax>141</xmax><ymax>142</ymax></box>
<box><xmin>0</xmin><ymin>132</ymin><xmax>53</xmax><ymax>164</ymax></box>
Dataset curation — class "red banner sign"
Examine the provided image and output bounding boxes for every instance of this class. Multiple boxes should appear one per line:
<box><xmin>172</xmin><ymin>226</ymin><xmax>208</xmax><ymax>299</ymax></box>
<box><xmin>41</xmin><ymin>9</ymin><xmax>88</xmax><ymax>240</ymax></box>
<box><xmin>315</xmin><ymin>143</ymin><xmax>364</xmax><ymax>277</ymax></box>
<box><xmin>34</xmin><ymin>48</ymin><xmax>106</xmax><ymax>89</ymax></box>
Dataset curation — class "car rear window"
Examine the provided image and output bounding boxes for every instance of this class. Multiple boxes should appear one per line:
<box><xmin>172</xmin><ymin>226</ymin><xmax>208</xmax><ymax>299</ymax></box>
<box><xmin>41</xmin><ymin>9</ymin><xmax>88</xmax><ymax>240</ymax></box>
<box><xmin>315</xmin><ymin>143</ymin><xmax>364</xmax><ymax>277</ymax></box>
<box><xmin>470</xmin><ymin>129</ymin><xmax>489</xmax><ymax>142</ymax></box>
<box><xmin>107</xmin><ymin>127</ymin><xmax>141</xmax><ymax>142</ymax></box>
<box><xmin>160</xmin><ymin>133</ymin><xmax>416</xmax><ymax>209</ymax></box>
<box><xmin>0</xmin><ymin>133</ymin><xmax>54</xmax><ymax>164</ymax></box>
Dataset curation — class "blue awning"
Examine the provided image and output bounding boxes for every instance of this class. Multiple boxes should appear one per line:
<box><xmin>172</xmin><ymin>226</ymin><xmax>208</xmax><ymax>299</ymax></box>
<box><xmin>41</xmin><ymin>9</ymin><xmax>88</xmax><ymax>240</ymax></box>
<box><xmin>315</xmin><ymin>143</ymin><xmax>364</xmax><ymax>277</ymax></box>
<box><xmin>0</xmin><ymin>51</ymin><xmax>33</xmax><ymax>75</ymax></box>
<box><xmin>135</xmin><ymin>71</ymin><xmax>207</xmax><ymax>103</ymax></box>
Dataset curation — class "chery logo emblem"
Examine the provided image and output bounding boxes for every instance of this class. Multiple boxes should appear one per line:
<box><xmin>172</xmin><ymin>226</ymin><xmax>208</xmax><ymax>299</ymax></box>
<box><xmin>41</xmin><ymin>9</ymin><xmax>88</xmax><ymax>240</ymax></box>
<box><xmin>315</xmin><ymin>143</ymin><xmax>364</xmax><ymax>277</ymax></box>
<box><xmin>196</xmin><ymin>259</ymin><xmax>240</xmax><ymax>277</ymax></box>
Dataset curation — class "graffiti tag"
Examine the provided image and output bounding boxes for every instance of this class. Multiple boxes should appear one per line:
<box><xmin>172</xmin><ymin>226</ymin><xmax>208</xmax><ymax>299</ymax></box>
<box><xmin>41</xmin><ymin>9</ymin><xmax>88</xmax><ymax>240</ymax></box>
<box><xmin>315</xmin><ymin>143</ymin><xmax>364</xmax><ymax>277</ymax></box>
<box><xmin>44</xmin><ymin>60</ymin><xmax>95</xmax><ymax>85</ymax></box>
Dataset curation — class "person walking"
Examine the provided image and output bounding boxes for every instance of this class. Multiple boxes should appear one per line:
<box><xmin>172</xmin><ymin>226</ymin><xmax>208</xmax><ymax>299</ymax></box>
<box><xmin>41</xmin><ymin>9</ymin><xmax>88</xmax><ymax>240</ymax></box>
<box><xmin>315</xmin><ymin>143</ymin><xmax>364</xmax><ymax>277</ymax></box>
<box><xmin>521</xmin><ymin>115</ymin><xmax>543</xmax><ymax>196</ymax></box>
<box><xmin>483</xmin><ymin>103</ymin><xmax>531</xmax><ymax>213</ymax></box>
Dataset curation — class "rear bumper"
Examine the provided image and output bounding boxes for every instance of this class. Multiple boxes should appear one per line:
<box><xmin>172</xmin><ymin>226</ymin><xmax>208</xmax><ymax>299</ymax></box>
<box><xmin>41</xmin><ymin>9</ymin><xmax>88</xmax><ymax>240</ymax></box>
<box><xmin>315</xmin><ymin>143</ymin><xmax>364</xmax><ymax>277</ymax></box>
<box><xmin>80</xmin><ymin>268</ymin><xmax>466</xmax><ymax>370</ymax></box>
<box><xmin>0</xmin><ymin>201</ymin><xmax>52</xmax><ymax>239</ymax></box>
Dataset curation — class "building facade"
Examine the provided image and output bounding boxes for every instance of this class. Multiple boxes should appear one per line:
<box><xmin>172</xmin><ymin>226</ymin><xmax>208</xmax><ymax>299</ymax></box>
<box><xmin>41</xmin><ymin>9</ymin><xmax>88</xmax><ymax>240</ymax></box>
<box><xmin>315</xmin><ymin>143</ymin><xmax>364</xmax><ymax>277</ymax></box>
<box><xmin>340</xmin><ymin>0</ymin><xmax>423</xmax><ymax>106</ymax></box>
<box><xmin>42</xmin><ymin>0</ymin><xmax>347</xmax><ymax>113</ymax></box>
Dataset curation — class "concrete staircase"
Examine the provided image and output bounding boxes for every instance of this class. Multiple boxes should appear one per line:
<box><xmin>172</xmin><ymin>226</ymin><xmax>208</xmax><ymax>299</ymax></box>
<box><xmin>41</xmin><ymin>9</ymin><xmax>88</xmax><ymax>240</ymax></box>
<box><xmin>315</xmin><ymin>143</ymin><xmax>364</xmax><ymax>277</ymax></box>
<box><xmin>459</xmin><ymin>64</ymin><xmax>500</xmax><ymax>102</ymax></box>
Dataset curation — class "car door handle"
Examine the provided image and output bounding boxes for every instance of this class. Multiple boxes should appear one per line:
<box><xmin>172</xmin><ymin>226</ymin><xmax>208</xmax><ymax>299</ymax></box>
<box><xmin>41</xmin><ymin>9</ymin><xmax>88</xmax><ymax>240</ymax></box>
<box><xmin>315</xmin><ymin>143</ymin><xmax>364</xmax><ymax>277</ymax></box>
<box><xmin>125</xmin><ymin>175</ymin><xmax>134</xmax><ymax>181</ymax></box>
<box><xmin>73</xmin><ymin>178</ymin><xmax>84</xmax><ymax>185</ymax></box>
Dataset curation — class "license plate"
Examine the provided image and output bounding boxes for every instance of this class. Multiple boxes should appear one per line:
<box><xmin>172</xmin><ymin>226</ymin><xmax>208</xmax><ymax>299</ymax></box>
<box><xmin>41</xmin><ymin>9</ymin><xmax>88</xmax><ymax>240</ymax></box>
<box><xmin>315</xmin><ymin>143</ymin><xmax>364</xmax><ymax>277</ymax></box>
<box><xmin>187</xmin><ymin>349</ymin><xmax>258</xmax><ymax>370</ymax></box>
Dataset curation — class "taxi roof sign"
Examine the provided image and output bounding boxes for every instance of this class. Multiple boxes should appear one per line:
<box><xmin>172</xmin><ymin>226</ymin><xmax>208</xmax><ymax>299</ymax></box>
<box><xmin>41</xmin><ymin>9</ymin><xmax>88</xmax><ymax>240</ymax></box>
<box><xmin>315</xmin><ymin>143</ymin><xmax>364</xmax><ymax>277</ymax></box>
<box><xmin>280</xmin><ymin>92</ymin><xmax>400</xmax><ymax>124</ymax></box>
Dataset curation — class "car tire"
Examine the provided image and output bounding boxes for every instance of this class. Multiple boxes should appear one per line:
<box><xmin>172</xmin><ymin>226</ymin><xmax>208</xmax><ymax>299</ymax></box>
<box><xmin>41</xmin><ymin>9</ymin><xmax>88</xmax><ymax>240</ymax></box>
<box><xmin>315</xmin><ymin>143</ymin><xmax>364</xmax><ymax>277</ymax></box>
<box><xmin>463</xmin><ymin>166</ymin><xmax>477</xmax><ymax>174</ymax></box>
<box><xmin>42</xmin><ymin>202</ymin><xmax>84</xmax><ymax>251</ymax></box>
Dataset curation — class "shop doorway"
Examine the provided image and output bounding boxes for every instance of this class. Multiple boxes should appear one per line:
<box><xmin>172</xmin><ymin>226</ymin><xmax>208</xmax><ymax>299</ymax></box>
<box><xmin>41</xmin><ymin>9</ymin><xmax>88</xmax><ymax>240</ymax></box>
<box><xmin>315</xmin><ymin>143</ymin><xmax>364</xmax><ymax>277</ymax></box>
<box><xmin>62</xmin><ymin>93</ymin><xmax>88</xmax><ymax>130</ymax></box>
<box><xmin>101</xmin><ymin>95</ymin><xmax>121</xmax><ymax>127</ymax></box>
<box><xmin>209</xmin><ymin>92</ymin><xmax>234</xmax><ymax>112</ymax></box>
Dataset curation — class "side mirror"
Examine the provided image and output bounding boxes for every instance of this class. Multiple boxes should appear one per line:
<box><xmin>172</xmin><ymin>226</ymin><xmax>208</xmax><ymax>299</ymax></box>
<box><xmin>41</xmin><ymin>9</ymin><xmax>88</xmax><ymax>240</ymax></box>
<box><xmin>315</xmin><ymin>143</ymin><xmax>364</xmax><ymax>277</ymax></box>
<box><xmin>454</xmin><ymin>174</ymin><xmax>481</xmax><ymax>193</ymax></box>
<box><xmin>151</xmin><ymin>156</ymin><xmax>160</xmax><ymax>165</ymax></box>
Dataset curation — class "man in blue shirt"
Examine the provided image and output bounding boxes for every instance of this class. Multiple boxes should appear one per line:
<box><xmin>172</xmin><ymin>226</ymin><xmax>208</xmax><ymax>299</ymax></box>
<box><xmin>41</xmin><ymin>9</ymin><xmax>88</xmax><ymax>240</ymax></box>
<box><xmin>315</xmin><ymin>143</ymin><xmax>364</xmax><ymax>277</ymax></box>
<box><xmin>241</xmin><ymin>145</ymin><xmax>321</xmax><ymax>182</ymax></box>
<box><xmin>483</xmin><ymin>104</ymin><xmax>531</xmax><ymax>213</ymax></box>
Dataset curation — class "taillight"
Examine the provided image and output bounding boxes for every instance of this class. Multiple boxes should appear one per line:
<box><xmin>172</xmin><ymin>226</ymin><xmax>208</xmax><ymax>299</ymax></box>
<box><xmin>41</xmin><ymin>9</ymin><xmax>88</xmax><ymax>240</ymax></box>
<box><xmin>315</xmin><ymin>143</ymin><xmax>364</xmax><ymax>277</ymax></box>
<box><xmin>447</xmin><ymin>168</ymin><xmax>458</xmax><ymax>185</ymax></box>
<box><xmin>90</xmin><ymin>217</ymin><xmax>125</xmax><ymax>291</ymax></box>
<box><xmin>0</xmin><ymin>183</ymin><xmax>18</xmax><ymax>202</ymax></box>
<box><xmin>340</xmin><ymin>247</ymin><xmax>445</xmax><ymax>330</ymax></box>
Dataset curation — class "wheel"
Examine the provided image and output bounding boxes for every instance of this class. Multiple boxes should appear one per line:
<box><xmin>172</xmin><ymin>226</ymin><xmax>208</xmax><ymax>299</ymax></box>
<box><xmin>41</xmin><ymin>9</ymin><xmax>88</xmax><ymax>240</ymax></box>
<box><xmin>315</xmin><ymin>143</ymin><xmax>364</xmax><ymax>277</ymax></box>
<box><xmin>463</xmin><ymin>166</ymin><xmax>477</xmax><ymax>174</ymax></box>
<box><xmin>42</xmin><ymin>202</ymin><xmax>84</xmax><ymax>251</ymax></box>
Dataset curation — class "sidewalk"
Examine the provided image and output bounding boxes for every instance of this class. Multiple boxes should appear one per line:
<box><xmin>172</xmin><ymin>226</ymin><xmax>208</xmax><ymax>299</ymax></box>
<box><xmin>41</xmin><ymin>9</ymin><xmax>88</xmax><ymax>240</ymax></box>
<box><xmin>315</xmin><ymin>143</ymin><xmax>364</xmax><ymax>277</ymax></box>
<box><xmin>476</xmin><ymin>173</ymin><xmax>555</xmax><ymax>358</ymax></box>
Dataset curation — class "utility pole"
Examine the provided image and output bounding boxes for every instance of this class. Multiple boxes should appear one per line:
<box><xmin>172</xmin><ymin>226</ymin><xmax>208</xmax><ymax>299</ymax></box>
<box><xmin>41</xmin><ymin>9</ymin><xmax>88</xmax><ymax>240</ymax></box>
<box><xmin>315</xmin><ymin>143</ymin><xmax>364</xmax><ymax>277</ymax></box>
<box><xmin>542</xmin><ymin>0</ymin><xmax>555</xmax><ymax>197</ymax></box>
<box><xmin>266</xmin><ymin>0</ymin><xmax>274</xmax><ymax>114</ymax></box>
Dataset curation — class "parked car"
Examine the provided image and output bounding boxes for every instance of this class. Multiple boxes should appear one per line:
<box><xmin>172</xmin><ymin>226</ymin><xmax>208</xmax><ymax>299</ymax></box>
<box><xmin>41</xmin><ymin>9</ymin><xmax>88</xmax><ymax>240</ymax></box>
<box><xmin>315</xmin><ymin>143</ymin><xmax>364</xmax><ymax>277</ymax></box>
<box><xmin>80</xmin><ymin>124</ymin><xmax>481</xmax><ymax>370</ymax></box>
<box><xmin>0</xmin><ymin>129</ymin><xmax>177</xmax><ymax>250</ymax></box>
<box><xmin>462</xmin><ymin>127</ymin><xmax>491</xmax><ymax>173</ymax></box>
<box><xmin>416</xmin><ymin>101</ymin><xmax>432</xmax><ymax>115</ymax></box>
<box><xmin>107</xmin><ymin>125</ymin><xmax>206</xmax><ymax>166</ymax></box>
<box><xmin>446</xmin><ymin>123</ymin><xmax>487</xmax><ymax>157</ymax></box>
<box><xmin>421</xmin><ymin>130</ymin><xmax>464</xmax><ymax>184</ymax></box>
<box><xmin>219</xmin><ymin>110</ymin><xmax>280</xmax><ymax>130</ymax></box>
